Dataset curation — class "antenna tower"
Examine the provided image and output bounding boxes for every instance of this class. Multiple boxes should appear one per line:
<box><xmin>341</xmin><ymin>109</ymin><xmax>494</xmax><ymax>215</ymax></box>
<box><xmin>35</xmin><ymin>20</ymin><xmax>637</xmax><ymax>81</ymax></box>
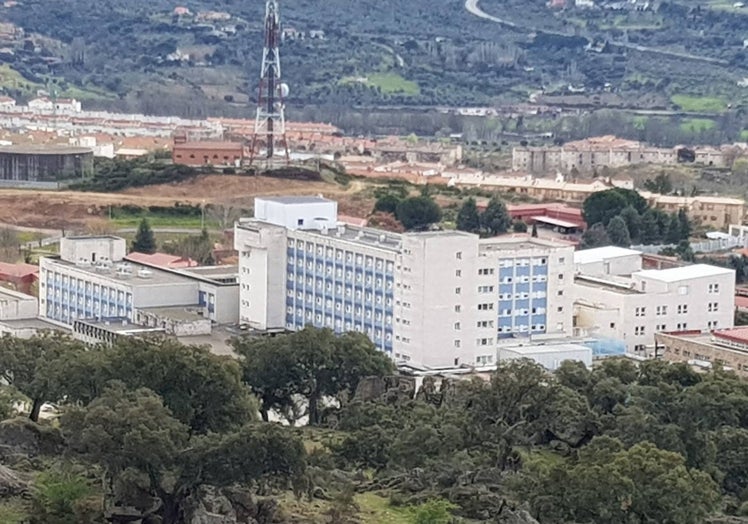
<box><xmin>250</xmin><ymin>0</ymin><xmax>289</xmax><ymax>166</ymax></box>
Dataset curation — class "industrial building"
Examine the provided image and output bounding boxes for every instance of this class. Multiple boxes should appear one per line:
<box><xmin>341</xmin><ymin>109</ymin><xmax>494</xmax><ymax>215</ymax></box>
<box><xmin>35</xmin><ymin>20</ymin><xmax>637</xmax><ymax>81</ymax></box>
<box><xmin>0</xmin><ymin>145</ymin><xmax>94</xmax><ymax>182</ymax></box>
<box><xmin>572</xmin><ymin>246</ymin><xmax>735</xmax><ymax>356</ymax></box>
<box><xmin>498</xmin><ymin>341</ymin><xmax>593</xmax><ymax>371</ymax></box>
<box><xmin>39</xmin><ymin>236</ymin><xmax>239</xmax><ymax>343</ymax></box>
<box><xmin>234</xmin><ymin>196</ymin><xmax>574</xmax><ymax>369</ymax></box>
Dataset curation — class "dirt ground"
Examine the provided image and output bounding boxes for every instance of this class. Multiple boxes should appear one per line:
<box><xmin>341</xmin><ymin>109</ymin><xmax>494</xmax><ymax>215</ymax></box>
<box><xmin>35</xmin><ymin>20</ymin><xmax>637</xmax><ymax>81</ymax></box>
<box><xmin>0</xmin><ymin>175</ymin><xmax>376</xmax><ymax>229</ymax></box>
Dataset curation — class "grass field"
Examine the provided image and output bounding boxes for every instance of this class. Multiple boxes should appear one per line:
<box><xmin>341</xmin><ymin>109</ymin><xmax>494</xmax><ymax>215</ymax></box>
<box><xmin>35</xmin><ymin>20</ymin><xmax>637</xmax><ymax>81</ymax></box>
<box><xmin>680</xmin><ymin>117</ymin><xmax>717</xmax><ymax>133</ymax></box>
<box><xmin>340</xmin><ymin>72</ymin><xmax>420</xmax><ymax>95</ymax></box>
<box><xmin>0</xmin><ymin>64</ymin><xmax>114</xmax><ymax>101</ymax></box>
<box><xmin>671</xmin><ymin>94</ymin><xmax>727</xmax><ymax>113</ymax></box>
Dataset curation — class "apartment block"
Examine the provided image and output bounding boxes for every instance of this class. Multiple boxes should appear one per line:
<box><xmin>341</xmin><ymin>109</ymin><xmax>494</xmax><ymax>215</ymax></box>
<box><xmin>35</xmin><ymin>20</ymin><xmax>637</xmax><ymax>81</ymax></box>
<box><xmin>234</xmin><ymin>196</ymin><xmax>574</xmax><ymax>369</ymax></box>
<box><xmin>39</xmin><ymin>236</ymin><xmax>239</xmax><ymax>336</ymax></box>
<box><xmin>572</xmin><ymin>246</ymin><xmax>735</xmax><ymax>355</ymax></box>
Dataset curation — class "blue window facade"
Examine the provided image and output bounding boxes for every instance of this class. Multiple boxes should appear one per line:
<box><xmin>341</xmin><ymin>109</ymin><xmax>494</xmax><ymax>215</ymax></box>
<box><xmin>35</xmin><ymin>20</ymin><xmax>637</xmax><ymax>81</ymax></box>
<box><xmin>497</xmin><ymin>256</ymin><xmax>548</xmax><ymax>339</ymax></box>
<box><xmin>284</xmin><ymin>239</ymin><xmax>394</xmax><ymax>353</ymax></box>
<box><xmin>44</xmin><ymin>270</ymin><xmax>133</xmax><ymax>326</ymax></box>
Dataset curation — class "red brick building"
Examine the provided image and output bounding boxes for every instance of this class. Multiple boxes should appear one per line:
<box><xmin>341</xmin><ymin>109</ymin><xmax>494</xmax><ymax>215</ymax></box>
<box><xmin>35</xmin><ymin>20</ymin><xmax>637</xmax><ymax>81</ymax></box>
<box><xmin>0</xmin><ymin>262</ymin><xmax>38</xmax><ymax>295</ymax></box>
<box><xmin>172</xmin><ymin>141</ymin><xmax>248</xmax><ymax>167</ymax></box>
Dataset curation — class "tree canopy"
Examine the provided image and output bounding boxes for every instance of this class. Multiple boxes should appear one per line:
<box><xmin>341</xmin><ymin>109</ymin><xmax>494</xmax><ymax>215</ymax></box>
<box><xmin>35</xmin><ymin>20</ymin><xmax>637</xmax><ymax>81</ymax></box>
<box><xmin>131</xmin><ymin>217</ymin><xmax>156</xmax><ymax>254</ymax></box>
<box><xmin>395</xmin><ymin>196</ymin><xmax>442</xmax><ymax>231</ymax></box>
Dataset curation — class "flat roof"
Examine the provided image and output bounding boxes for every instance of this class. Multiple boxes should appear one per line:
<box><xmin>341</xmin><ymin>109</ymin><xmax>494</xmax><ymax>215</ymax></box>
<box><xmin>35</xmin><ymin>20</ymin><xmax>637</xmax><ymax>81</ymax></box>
<box><xmin>0</xmin><ymin>287</ymin><xmax>36</xmax><ymax>301</ymax></box>
<box><xmin>257</xmin><ymin>196</ymin><xmax>334</xmax><ymax>205</ymax></box>
<box><xmin>139</xmin><ymin>306</ymin><xmax>207</xmax><ymax>322</ymax></box>
<box><xmin>500</xmin><ymin>343</ymin><xmax>591</xmax><ymax>355</ymax></box>
<box><xmin>75</xmin><ymin>318</ymin><xmax>165</xmax><ymax>334</ymax></box>
<box><xmin>574</xmin><ymin>246</ymin><xmax>641</xmax><ymax>265</ymax></box>
<box><xmin>634</xmin><ymin>264</ymin><xmax>733</xmax><ymax>283</ymax></box>
<box><xmin>182</xmin><ymin>265</ymin><xmax>238</xmax><ymax>278</ymax></box>
<box><xmin>0</xmin><ymin>145</ymin><xmax>93</xmax><ymax>155</ymax></box>
<box><xmin>0</xmin><ymin>318</ymin><xmax>63</xmax><ymax>330</ymax></box>
<box><xmin>480</xmin><ymin>234</ymin><xmax>572</xmax><ymax>252</ymax></box>
<box><xmin>44</xmin><ymin>258</ymin><xmax>193</xmax><ymax>287</ymax></box>
<box><xmin>531</xmin><ymin>215</ymin><xmax>580</xmax><ymax>229</ymax></box>
<box><xmin>713</xmin><ymin>327</ymin><xmax>748</xmax><ymax>345</ymax></box>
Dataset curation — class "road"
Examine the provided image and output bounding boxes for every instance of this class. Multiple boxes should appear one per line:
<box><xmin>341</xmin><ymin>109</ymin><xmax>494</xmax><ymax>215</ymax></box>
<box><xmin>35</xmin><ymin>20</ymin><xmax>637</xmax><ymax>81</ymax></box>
<box><xmin>464</xmin><ymin>0</ymin><xmax>728</xmax><ymax>66</ymax></box>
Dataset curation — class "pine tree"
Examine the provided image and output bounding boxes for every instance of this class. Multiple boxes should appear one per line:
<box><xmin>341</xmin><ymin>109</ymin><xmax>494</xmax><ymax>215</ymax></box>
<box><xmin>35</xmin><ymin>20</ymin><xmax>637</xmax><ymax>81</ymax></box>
<box><xmin>581</xmin><ymin>223</ymin><xmax>610</xmax><ymax>249</ymax></box>
<box><xmin>641</xmin><ymin>210</ymin><xmax>660</xmax><ymax>245</ymax></box>
<box><xmin>456</xmin><ymin>198</ymin><xmax>481</xmax><ymax>233</ymax></box>
<box><xmin>606</xmin><ymin>216</ymin><xmax>631</xmax><ymax>247</ymax></box>
<box><xmin>480</xmin><ymin>197</ymin><xmax>511</xmax><ymax>236</ymax></box>
<box><xmin>665</xmin><ymin>214</ymin><xmax>682</xmax><ymax>244</ymax></box>
<box><xmin>619</xmin><ymin>206</ymin><xmax>642</xmax><ymax>244</ymax></box>
<box><xmin>677</xmin><ymin>209</ymin><xmax>691</xmax><ymax>241</ymax></box>
<box><xmin>531</xmin><ymin>223</ymin><xmax>538</xmax><ymax>237</ymax></box>
<box><xmin>132</xmin><ymin>218</ymin><xmax>156</xmax><ymax>254</ymax></box>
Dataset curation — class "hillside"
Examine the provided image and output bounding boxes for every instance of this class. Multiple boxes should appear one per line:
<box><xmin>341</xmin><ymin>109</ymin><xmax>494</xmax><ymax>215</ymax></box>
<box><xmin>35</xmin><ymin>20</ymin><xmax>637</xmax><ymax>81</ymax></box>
<box><xmin>0</xmin><ymin>0</ymin><xmax>746</xmax><ymax>120</ymax></box>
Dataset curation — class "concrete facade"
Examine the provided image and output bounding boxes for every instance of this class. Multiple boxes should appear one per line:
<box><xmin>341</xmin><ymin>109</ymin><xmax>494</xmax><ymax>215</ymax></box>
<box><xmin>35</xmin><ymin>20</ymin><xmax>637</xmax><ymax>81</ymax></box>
<box><xmin>572</xmin><ymin>247</ymin><xmax>735</xmax><ymax>355</ymax></box>
<box><xmin>656</xmin><ymin>328</ymin><xmax>748</xmax><ymax>377</ymax></box>
<box><xmin>0</xmin><ymin>145</ymin><xmax>94</xmax><ymax>181</ymax></box>
<box><xmin>235</xmin><ymin>197</ymin><xmax>574</xmax><ymax>369</ymax></box>
<box><xmin>0</xmin><ymin>287</ymin><xmax>37</xmax><ymax>320</ymax></box>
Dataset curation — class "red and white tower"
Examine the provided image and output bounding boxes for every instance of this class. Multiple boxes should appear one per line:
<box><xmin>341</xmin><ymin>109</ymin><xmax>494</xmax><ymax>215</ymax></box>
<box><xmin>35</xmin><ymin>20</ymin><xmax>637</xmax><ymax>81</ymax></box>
<box><xmin>250</xmin><ymin>0</ymin><xmax>289</xmax><ymax>165</ymax></box>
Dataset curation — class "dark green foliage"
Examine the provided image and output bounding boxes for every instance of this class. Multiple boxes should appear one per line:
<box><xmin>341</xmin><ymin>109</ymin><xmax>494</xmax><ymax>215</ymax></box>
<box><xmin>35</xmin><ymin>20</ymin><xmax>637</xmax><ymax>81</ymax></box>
<box><xmin>606</xmin><ymin>216</ymin><xmax>631</xmax><ymax>247</ymax></box>
<box><xmin>583</xmin><ymin>188</ymin><xmax>648</xmax><ymax>228</ymax></box>
<box><xmin>512</xmin><ymin>219</ymin><xmax>528</xmax><ymax>233</ymax></box>
<box><xmin>70</xmin><ymin>158</ymin><xmax>197</xmax><ymax>192</ymax></box>
<box><xmin>643</xmin><ymin>172</ymin><xmax>673</xmax><ymax>194</ymax></box>
<box><xmin>641</xmin><ymin>209</ymin><xmax>661</xmax><ymax>244</ymax></box>
<box><xmin>480</xmin><ymin>196</ymin><xmax>511</xmax><ymax>236</ymax></box>
<box><xmin>131</xmin><ymin>218</ymin><xmax>156</xmax><ymax>254</ymax></box>
<box><xmin>373</xmin><ymin>193</ymin><xmax>402</xmax><ymax>214</ymax></box>
<box><xmin>531</xmin><ymin>222</ymin><xmax>538</xmax><ymax>237</ymax></box>
<box><xmin>581</xmin><ymin>222</ymin><xmax>610</xmax><ymax>248</ymax></box>
<box><xmin>456</xmin><ymin>197</ymin><xmax>480</xmax><ymax>233</ymax></box>
<box><xmin>619</xmin><ymin>205</ymin><xmax>642</xmax><ymax>244</ymax></box>
<box><xmin>395</xmin><ymin>196</ymin><xmax>442</xmax><ymax>230</ymax></box>
<box><xmin>29</xmin><ymin>468</ymin><xmax>96</xmax><ymax>524</ymax></box>
<box><xmin>233</xmin><ymin>327</ymin><xmax>394</xmax><ymax>425</ymax></box>
<box><xmin>162</xmin><ymin>228</ymin><xmax>214</xmax><ymax>265</ymax></box>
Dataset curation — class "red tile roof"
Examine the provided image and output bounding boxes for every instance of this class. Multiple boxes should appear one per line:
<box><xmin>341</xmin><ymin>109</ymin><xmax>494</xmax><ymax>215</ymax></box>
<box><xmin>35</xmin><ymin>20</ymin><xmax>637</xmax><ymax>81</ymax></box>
<box><xmin>713</xmin><ymin>327</ymin><xmax>748</xmax><ymax>345</ymax></box>
<box><xmin>0</xmin><ymin>262</ymin><xmax>38</xmax><ymax>278</ymax></box>
<box><xmin>125</xmin><ymin>252</ymin><xmax>197</xmax><ymax>268</ymax></box>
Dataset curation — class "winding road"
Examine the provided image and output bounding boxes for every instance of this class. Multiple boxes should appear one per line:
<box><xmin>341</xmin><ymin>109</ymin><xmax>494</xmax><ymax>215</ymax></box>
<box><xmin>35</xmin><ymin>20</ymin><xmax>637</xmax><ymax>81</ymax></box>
<box><xmin>464</xmin><ymin>0</ymin><xmax>728</xmax><ymax>66</ymax></box>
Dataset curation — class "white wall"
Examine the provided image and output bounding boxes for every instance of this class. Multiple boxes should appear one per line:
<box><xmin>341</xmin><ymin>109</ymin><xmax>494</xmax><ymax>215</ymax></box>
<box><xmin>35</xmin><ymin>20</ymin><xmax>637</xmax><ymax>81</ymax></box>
<box><xmin>254</xmin><ymin>197</ymin><xmax>338</xmax><ymax>231</ymax></box>
<box><xmin>235</xmin><ymin>222</ymin><xmax>288</xmax><ymax>330</ymax></box>
<box><xmin>60</xmin><ymin>236</ymin><xmax>126</xmax><ymax>264</ymax></box>
<box><xmin>499</xmin><ymin>345</ymin><xmax>592</xmax><ymax>371</ymax></box>
<box><xmin>0</xmin><ymin>289</ymin><xmax>37</xmax><ymax>320</ymax></box>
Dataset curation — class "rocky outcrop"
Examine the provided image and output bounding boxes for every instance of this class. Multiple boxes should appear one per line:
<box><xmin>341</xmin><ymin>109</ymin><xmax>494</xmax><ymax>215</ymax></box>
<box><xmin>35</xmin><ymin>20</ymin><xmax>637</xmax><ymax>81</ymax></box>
<box><xmin>0</xmin><ymin>464</ymin><xmax>28</xmax><ymax>498</ymax></box>
<box><xmin>353</xmin><ymin>376</ymin><xmax>416</xmax><ymax>402</ymax></box>
<box><xmin>0</xmin><ymin>417</ymin><xmax>64</xmax><ymax>463</ymax></box>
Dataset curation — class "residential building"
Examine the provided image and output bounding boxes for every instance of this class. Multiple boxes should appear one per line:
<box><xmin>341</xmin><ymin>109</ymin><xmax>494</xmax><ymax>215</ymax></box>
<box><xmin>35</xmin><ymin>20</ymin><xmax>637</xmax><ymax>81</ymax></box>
<box><xmin>0</xmin><ymin>287</ymin><xmax>37</xmax><ymax>320</ymax></box>
<box><xmin>0</xmin><ymin>262</ymin><xmax>38</xmax><ymax>294</ymax></box>
<box><xmin>40</xmin><ymin>236</ymin><xmax>239</xmax><ymax>333</ymax></box>
<box><xmin>652</xmin><ymin>195</ymin><xmax>745</xmax><ymax>231</ymax></box>
<box><xmin>234</xmin><ymin>196</ymin><xmax>574</xmax><ymax>369</ymax></box>
<box><xmin>512</xmin><ymin>135</ymin><xmax>742</xmax><ymax>174</ymax></box>
<box><xmin>572</xmin><ymin>246</ymin><xmax>735</xmax><ymax>355</ymax></box>
<box><xmin>656</xmin><ymin>328</ymin><xmax>748</xmax><ymax>377</ymax></box>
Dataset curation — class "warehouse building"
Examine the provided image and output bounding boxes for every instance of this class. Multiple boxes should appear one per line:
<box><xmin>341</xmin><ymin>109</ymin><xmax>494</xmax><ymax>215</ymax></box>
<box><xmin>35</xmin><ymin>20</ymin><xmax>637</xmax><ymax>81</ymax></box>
<box><xmin>0</xmin><ymin>145</ymin><xmax>94</xmax><ymax>181</ymax></box>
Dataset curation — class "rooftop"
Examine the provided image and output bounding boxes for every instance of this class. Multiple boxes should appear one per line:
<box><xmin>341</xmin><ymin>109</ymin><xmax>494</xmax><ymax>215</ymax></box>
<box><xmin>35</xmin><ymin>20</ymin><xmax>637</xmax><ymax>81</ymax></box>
<box><xmin>500</xmin><ymin>342</ymin><xmax>592</xmax><ymax>355</ymax></box>
<box><xmin>635</xmin><ymin>264</ymin><xmax>733</xmax><ymax>283</ymax></box>
<box><xmin>257</xmin><ymin>196</ymin><xmax>334</xmax><ymax>205</ymax></box>
<box><xmin>173</xmin><ymin>141</ymin><xmax>245</xmax><ymax>150</ymax></box>
<box><xmin>574</xmin><ymin>246</ymin><xmax>641</xmax><ymax>265</ymax></box>
<box><xmin>480</xmin><ymin>234</ymin><xmax>572</xmax><ymax>253</ymax></box>
<box><xmin>44</xmin><ymin>257</ymin><xmax>193</xmax><ymax>287</ymax></box>
<box><xmin>0</xmin><ymin>287</ymin><xmax>35</xmax><ymax>301</ymax></box>
<box><xmin>0</xmin><ymin>145</ymin><xmax>93</xmax><ymax>155</ymax></box>
<box><xmin>125</xmin><ymin>251</ymin><xmax>197</xmax><ymax>268</ymax></box>
<box><xmin>140</xmin><ymin>306</ymin><xmax>206</xmax><ymax>322</ymax></box>
<box><xmin>0</xmin><ymin>262</ymin><xmax>38</xmax><ymax>278</ymax></box>
<box><xmin>75</xmin><ymin>317</ymin><xmax>165</xmax><ymax>335</ymax></box>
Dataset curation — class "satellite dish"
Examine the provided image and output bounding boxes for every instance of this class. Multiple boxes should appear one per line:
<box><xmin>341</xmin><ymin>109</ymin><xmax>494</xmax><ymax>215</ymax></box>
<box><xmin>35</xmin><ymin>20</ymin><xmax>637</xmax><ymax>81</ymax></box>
<box><xmin>278</xmin><ymin>83</ymin><xmax>290</xmax><ymax>98</ymax></box>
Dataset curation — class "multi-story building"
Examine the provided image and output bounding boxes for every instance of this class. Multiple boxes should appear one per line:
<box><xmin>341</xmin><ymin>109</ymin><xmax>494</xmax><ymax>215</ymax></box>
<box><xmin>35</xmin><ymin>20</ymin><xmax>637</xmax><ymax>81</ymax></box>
<box><xmin>234</xmin><ymin>196</ymin><xmax>574</xmax><ymax>369</ymax></box>
<box><xmin>656</xmin><ymin>327</ymin><xmax>748</xmax><ymax>377</ymax></box>
<box><xmin>572</xmin><ymin>246</ymin><xmax>735</xmax><ymax>355</ymax></box>
<box><xmin>39</xmin><ymin>236</ymin><xmax>239</xmax><ymax>332</ymax></box>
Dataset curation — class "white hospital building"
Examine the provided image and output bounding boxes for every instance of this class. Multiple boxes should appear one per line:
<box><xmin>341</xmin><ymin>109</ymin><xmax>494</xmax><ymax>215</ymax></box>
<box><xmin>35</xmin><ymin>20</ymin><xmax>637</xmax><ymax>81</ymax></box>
<box><xmin>234</xmin><ymin>196</ymin><xmax>575</xmax><ymax>369</ymax></box>
<box><xmin>572</xmin><ymin>246</ymin><xmax>735</xmax><ymax>355</ymax></box>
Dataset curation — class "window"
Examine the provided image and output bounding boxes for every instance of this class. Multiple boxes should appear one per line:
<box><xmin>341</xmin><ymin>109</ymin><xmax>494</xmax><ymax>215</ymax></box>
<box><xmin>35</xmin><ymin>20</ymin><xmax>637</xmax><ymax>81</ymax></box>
<box><xmin>477</xmin><ymin>320</ymin><xmax>494</xmax><ymax>328</ymax></box>
<box><xmin>478</xmin><ymin>285</ymin><xmax>494</xmax><ymax>293</ymax></box>
<box><xmin>455</xmin><ymin>269</ymin><xmax>462</xmax><ymax>277</ymax></box>
<box><xmin>454</xmin><ymin>340</ymin><xmax>461</xmax><ymax>348</ymax></box>
<box><xmin>656</xmin><ymin>305</ymin><xmax>667</xmax><ymax>316</ymax></box>
<box><xmin>558</xmin><ymin>274</ymin><xmax>564</xmax><ymax>280</ymax></box>
<box><xmin>454</xmin><ymin>305</ymin><xmax>462</xmax><ymax>313</ymax></box>
<box><xmin>557</xmin><ymin>290</ymin><xmax>564</xmax><ymax>296</ymax></box>
<box><xmin>634</xmin><ymin>344</ymin><xmax>646</xmax><ymax>352</ymax></box>
<box><xmin>610</xmin><ymin>322</ymin><xmax>616</xmax><ymax>329</ymax></box>
<box><xmin>559</xmin><ymin>257</ymin><xmax>565</xmax><ymax>264</ymax></box>
<box><xmin>454</xmin><ymin>322</ymin><xmax>461</xmax><ymax>331</ymax></box>
<box><xmin>708</xmin><ymin>302</ymin><xmax>719</xmax><ymax>312</ymax></box>
<box><xmin>635</xmin><ymin>326</ymin><xmax>645</xmax><ymax>336</ymax></box>
<box><xmin>656</xmin><ymin>324</ymin><xmax>667</xmax><ymax>331</ymax></box>
<box><xmin>708</xmin><ymin>320</ymin><xmax>719</xmax><ymax>329</ymax></box>
<box><xmin>557</xmin><ymin>306</ymin><xmax>563</xmax><ymax>312</ymax></box>
<box><xmin>455</xmin><ymin>287</ymin><xmax>461</xmax><ymax>295</ymax></box>
<box><xmin>709</xmin><ymin>283</ymin><xmax>720</xmax><ymax>293</ymax></box>
<box><xmin>677</xmin><ymin>322</ymin><xmax>688</xmax><ymax>330</ymax></box>
<box><xmin>478</xmin><ymin>303</ymin><xmax>494</xmax><ymax>311</ymax></box>
<box><xmin>456</xmin><ymin>252</ymin><xmax>462</xmax><ymax>260</ymax></box>
<box><xmin>476</xmin><ymin>338</ymin><xmax>493</xmax><ymax>346</ymax></box>
<box><xmin>677</xmin><ymin>304</ymin><xmax>688</xmax><ymax>314</ymax></box>
<box><xmin>479</xmin><ymin>268</ymin><xmax>495</xmax><ymax>275</ymax></box>
<box><xmin>678</xmin><ymin>285</ymin><xmax>689</xmax><ymax>295</ymax></box>
<box><xmin>635</xmin><ymin>307</ymin><xmax>646</xmax><ymax>317</ymax></box>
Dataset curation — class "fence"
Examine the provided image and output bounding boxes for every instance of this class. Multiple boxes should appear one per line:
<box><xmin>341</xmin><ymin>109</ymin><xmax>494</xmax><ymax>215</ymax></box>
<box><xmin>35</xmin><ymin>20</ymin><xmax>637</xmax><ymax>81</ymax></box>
<box><xmin>631</xmin><ymin>236</ymin><xmax>745</xmax><ymax>255</ymax></box>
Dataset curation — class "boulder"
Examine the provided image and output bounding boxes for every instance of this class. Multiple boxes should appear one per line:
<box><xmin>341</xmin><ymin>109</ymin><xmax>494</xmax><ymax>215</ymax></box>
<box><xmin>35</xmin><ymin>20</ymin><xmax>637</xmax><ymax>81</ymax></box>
<box><xmin>0</xmin><ymin>417</ymin><xmax>64</xmax><ymax>462</ymax></box>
